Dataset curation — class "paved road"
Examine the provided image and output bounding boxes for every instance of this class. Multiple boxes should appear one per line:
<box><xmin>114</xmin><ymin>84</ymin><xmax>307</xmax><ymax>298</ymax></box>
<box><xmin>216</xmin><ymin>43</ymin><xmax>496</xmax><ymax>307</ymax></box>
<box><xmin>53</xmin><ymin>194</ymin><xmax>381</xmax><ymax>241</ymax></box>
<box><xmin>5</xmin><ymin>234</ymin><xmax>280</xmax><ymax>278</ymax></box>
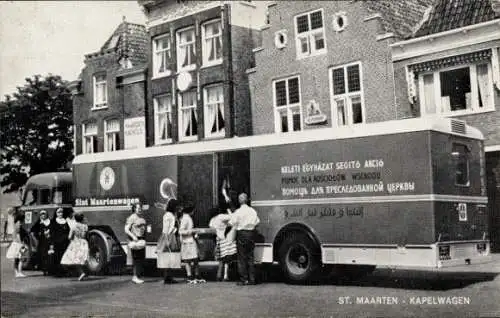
<box><xmin>1</xmin><ymin>245</ymin><xmax>499</xmax><ymax>317</ymax></box>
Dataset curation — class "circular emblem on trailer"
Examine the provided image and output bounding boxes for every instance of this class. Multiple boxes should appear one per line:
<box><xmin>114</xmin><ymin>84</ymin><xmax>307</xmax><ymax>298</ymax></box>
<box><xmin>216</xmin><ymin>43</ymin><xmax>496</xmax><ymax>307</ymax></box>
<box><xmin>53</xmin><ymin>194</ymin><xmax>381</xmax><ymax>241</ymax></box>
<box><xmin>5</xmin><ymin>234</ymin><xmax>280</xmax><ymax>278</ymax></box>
<box><xmin>100</xmin><ymin>167</ymin><xmax>115</xmax><ymax>191</ymax></box>
<box><xmin>160</xmin><ymin>177</ymin><xmax>177</xmax><ymax>200</ymax></box>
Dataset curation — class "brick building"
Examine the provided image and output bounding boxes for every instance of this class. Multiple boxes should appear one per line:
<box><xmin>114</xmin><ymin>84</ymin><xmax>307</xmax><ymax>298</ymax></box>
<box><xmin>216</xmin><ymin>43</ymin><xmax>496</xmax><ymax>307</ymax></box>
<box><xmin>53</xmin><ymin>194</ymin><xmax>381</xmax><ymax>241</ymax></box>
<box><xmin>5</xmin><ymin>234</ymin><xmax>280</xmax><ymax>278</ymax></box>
<box><xmin>70</xmin><ymin>20</ymin><xmax>149</xmax><ymax>155</ymax></box>
<box><xmin>248</xmin><ymin>0</ymin><xmax>433</xmax><ymax>135</ymax></box>
<box><xmin>138</xmin><ymin>0</ymin><xmax>267</xmax><ymax>145</ymax></box>
<box><xmin>391</xmin><ymin>0</ymin><xmax>500</xmax><ymax>251</ymax></box>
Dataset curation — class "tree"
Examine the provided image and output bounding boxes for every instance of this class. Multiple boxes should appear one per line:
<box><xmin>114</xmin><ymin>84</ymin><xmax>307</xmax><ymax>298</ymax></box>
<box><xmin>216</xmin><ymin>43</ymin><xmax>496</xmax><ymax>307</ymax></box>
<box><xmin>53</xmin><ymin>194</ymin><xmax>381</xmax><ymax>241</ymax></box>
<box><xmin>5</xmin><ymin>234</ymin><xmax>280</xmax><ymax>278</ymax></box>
<box><xmin>0</xmin><ymin>74</ymin><xmax>73</xmax><ymax>193</ymax></box>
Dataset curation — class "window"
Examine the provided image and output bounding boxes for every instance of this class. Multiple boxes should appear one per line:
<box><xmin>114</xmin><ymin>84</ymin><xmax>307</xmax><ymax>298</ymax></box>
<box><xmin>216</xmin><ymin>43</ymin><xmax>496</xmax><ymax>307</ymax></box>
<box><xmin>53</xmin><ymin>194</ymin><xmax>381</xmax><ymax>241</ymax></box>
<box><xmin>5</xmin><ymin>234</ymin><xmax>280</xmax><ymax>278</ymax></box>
<box><xmin>452</xmin><ymin>143</ymin><xmax>470</xmax><ymax>186</ymax></box>
<box><xmin>39</xmin><ymin>188</ymin><xmax>51</xmax><ymax>205</ymax></box>
<box><xmin>329</xmin><ymin>63</ymin><xmax>364</xmax><ymax>126</ymax></box>
<box><xmin>202</xmin><ymin>20</ymin><xmax>222</xmax><ymax>66</ymax></box>
<box><xmin>93</xmin><ymin>74</ymin><xmax>107</xmax><ymax>109</ymax></box>
<box><xmin>23</xmin><ymin>189</ymin><xmax>37</xmax><ymax>206</ymax></box>
<box><xmin>294</xmin><ymin>9</ymin><xmax>326</xmax><ymax>59</ymax></box>
<box><xmin>154</xmin><ymin>95</ymin><xmax>173</xmax><ymax>144</ymax></box>
<box><xmin>418</xmin><ymin>63</ymin><xmax>494</xmax><ymax>116</ymax></box>
<box><xmin>82</xmin><ymin>123</ymin><xmax>98</xmax><ymax>154</ymax></box>
<box><xmin>53</xmin><ymin>187</ymin><xmax>72</xmax><ymax>204</ymax></box>
<box><xmin>104</xmin><ymin>119</ymin><xmax>120</xmax><ymax>152</ymax></box>
<box><xmin>204</xmin><ymin>85</ymin><xmax>225</xmax><ymax>138</ymax></box>
<box><xmin>178</xmin><ymin>90</ymin><xmax>198</xmax><ymax>141</ymax></box>
<box><xmin>153</xmin><ymin>34</ymin><xmax>171</xmax><ymax>78</ymax></box>
<box><xmin>177</xmin><ymin>27</ymin><xmax>196</xmax><ymax>71</ymax></box>
<box><xmin>273</xmin><ymin>76</ymin><xmax>302</xmax><ymax>133</ymax></box>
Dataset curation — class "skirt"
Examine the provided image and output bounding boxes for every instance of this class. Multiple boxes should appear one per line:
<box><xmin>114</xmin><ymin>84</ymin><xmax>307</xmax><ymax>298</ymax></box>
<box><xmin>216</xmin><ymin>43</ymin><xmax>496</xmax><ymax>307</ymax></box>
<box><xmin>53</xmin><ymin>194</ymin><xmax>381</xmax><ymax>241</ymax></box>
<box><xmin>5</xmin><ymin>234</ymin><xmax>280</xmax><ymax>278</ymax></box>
<box><xmin>220</xmin><ymin>238</ymin><xmax>237</xmax><ymax>263</ymax></box>
<box><xmin>6</xmin><ymin>241</ymin><xmax>26</xmax><ymax>259</ymax></box>
<box><xmin>61</xmin><ymin>238</ymin><xmax>89</xmax><ymax>265</ymax></box>
<box><xmin>181</xmin><ymin>241</ymin><xmax>198</xmax><ymax>261</ymax></box>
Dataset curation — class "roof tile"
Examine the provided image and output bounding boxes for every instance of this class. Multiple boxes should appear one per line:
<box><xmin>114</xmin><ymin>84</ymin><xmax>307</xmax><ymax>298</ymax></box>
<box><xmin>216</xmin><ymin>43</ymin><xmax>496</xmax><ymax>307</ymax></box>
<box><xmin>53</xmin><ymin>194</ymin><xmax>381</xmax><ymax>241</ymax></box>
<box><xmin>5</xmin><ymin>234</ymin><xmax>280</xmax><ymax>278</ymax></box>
<box><xmin>413</xmin><ymin>0</ymin><xmax>498</xmax><ymax>37</ymax></box>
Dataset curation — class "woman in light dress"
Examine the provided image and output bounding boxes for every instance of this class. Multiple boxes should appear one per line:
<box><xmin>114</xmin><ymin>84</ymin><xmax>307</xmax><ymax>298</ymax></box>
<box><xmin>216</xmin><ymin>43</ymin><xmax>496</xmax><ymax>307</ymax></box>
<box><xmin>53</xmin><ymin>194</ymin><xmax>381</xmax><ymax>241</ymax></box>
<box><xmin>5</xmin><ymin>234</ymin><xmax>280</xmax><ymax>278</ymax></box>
<box><xmin>156</xmin><ymin>199</ymin><xmax>180</xmax><ymax>284</ymax></box>
<box><xmin>60</xmin><ymin>213</ymin><xmax>89</xmax><ymax>281</ymax></box>
<box><xmin>178</xmin><ymin>205</ymin><xmax>205</xmax><ymax>284</ymax></box>
<box><xmin>6</xmin><ymin>212</ymin><xmax>27</xmax><ymax>278</ymax></box>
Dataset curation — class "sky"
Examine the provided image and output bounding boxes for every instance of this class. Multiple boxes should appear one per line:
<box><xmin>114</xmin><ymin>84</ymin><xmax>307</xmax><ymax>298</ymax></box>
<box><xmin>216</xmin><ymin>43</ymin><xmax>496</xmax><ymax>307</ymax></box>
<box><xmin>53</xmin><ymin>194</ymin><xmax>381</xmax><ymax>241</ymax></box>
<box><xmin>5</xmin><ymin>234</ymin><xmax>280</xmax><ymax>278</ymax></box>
<box><xmin>0</xmin><ymin>1</ymin><xmax>147</xmax><ymax>99</ymax></box>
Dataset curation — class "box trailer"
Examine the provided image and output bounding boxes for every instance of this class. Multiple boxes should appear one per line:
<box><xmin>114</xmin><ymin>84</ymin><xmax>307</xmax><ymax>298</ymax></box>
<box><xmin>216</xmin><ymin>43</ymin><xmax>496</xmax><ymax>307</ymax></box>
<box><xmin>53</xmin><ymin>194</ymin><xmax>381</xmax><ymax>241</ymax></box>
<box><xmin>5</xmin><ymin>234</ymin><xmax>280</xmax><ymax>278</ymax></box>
<box><xmin>72</xmin><ymin>117</ymin><xmax>491</xmax><ymax>282</ymax></box>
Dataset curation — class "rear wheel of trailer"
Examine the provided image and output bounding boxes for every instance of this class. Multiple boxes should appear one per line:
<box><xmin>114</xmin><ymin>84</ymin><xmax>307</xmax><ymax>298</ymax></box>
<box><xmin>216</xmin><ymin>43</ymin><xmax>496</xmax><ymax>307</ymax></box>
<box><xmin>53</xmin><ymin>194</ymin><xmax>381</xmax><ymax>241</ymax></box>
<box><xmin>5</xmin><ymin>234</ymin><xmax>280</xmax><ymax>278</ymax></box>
<box><xmin>278</xmin><ymin>232</ymin><xmax>321</xmax><ymax>283</ymax></box>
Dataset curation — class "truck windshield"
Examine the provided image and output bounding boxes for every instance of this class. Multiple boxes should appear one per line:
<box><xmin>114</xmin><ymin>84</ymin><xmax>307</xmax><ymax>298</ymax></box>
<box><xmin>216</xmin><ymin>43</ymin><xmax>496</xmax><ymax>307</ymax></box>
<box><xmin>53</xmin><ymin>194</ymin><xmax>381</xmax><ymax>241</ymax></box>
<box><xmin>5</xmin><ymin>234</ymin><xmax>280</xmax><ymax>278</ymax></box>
<box><xmin>53</xmin><ymin>186</ymin><xmax>72</xmax><ymax>204</ymax></box>
<box><xmin>452</xmin><ymin>143</ymin><xmax>469</xmax><ymax>186</ymax></box>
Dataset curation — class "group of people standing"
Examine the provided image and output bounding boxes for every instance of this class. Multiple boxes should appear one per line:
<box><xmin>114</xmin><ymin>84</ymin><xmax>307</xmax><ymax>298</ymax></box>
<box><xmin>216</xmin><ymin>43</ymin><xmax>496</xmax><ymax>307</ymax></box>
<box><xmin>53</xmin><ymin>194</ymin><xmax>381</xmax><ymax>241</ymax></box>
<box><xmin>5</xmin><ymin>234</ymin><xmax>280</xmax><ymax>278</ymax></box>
<box><xmin>7</xmin><ymin>191</ymin><xmax>260</xmax><ymax>286</ymax></box>
<box><xmin>125</xmin><ymin>191</ymin><xmax>260</xmax><ymax>285</ymax></box>
<box><xmin>6</xmin><ymin>208</ymin><xmax>90</xmax><ymax>281</ymax></box>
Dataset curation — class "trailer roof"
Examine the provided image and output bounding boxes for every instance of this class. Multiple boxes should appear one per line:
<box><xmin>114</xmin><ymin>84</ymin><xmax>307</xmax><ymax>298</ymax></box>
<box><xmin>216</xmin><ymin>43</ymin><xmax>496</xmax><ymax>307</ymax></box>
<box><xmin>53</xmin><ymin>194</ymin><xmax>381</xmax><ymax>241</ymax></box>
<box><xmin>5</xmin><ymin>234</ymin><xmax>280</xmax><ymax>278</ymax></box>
<box><xmin>73</xmin><ymin>117</ymin><xmax>483</xmax><ymax>164</ymax></box>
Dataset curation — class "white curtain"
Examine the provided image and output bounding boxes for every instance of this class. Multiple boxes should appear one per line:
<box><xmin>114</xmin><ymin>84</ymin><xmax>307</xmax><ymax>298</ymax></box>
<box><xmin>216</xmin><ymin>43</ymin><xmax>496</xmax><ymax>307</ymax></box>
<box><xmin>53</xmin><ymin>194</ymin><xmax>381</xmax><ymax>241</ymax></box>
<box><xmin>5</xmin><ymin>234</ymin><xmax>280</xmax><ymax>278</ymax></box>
<box><xmin>476</xmin><ymin>64</ymin><xmax>489</xmax><ymax>109</ymax></box>
<box><xmin>178</xmin><ymin>32</ymin><xmax>188</xmax><ymax>68</ymax></box>
<box><xmin>336</xmin><ymin>98</ymin><xmax>346</xmax><ymax>126</ymax></box>
<box><xmin>423</xmin><ymin>74</ymin><xmax>436</xmax><ymax>114</ymax></box>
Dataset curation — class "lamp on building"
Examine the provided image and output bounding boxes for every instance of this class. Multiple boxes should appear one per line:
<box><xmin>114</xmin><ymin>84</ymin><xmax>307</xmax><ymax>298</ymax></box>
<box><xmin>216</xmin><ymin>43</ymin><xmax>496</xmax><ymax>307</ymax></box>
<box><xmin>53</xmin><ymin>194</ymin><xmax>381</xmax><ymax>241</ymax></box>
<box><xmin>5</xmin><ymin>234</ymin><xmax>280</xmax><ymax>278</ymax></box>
<box><xmin>177</xmin><ymin>71</ymin><xmax>192</xmax><ymax>92</ymax></box>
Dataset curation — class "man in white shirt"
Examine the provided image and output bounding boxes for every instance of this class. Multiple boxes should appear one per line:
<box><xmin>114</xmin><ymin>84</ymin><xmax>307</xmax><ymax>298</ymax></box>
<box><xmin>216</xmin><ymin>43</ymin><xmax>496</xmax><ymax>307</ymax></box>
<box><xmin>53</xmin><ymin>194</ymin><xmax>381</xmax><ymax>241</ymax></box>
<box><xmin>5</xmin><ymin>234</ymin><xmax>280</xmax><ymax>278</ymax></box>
<box><xmin>229</xmin><ymin>193</ymin><xmax>260</xmax><ymax>285</ymax></box>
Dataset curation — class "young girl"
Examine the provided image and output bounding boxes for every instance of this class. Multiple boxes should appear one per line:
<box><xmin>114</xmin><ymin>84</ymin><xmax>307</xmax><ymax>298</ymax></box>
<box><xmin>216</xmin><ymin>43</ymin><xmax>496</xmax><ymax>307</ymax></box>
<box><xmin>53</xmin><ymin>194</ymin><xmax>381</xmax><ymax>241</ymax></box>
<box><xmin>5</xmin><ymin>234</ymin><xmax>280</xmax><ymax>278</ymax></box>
<box><xmin>178</xmin><ymin>205</ymin><xmax>205</xmax><ymax>284</ymax></box>
<box><xmin>6</xmin><ymin>212</ymin><xmax>27</xmax><ymax>278</ymax></box>
<box><xmin>125</xmin><ymin>203</ymin><xmax>147</xmax><ymax>284</ymax></box>
<box><xmin>208</xmin><ymin>207</ymin><xmax>235</xmax><ymax>281</ymax></box>
<box><xmin>60</xmin><ymin>213</ymin><xmax>89</xmax><ymax>281</ymax></box>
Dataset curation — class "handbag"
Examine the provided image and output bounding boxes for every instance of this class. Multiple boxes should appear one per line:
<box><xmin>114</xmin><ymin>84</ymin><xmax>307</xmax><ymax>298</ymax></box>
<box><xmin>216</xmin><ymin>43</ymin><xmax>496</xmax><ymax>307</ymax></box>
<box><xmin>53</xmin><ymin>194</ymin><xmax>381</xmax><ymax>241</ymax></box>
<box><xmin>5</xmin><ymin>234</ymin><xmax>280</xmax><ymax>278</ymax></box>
<box><xmin>128</xmin><ymin>239</ymin><xmax>146</xmax><ymax>250</ymax></box>
<box><xmin>157</xmin><ymin>251</ymin><xmax>181</xmax><ymax>268</ymax></box>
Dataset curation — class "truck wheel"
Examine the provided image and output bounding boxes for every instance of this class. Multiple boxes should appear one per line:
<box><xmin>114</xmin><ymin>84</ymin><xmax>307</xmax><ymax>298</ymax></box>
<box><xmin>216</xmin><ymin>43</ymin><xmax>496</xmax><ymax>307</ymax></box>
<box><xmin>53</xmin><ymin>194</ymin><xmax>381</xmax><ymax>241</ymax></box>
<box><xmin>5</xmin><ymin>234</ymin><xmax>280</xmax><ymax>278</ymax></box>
<box><xmin>279</xmin><ymin>232</ymin><xmax>320</xmax><ymax>283</ymax></box>
<box><xmin>87</xmin><ymin>234</ymin><xmax>108</xmax><ymax>274</ymax></box>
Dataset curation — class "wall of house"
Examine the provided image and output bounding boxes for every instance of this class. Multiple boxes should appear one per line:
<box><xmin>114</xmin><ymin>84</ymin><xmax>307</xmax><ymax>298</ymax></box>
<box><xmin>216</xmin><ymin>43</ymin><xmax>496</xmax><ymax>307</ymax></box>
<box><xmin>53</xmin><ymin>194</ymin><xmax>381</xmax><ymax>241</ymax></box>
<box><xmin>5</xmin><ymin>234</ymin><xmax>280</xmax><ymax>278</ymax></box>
<box><xmin>145</xmin><ymin>2</ymin><xmax>264</xmax><ymax>144</ymax></box>
<box><xmin>393</xmin><ymin>42</ymin><xmax>500</xmax><ymax>148</ymax></box>
<box><xmin>73</xmin><ymin>54</ymin><xmax>146</xmax><ymax>155</ymax></box>
<box><xmin>249</xmin><ymin>1</ymin><xmax>399</xmax><ymax>135</ymax></box>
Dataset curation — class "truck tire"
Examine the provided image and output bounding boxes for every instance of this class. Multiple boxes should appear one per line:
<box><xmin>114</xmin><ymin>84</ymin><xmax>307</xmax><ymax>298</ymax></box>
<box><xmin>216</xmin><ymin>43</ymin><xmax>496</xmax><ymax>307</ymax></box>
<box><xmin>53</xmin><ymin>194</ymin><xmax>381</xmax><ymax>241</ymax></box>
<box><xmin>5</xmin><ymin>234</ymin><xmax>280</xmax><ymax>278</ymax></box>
<box><xmin>279</xmin><ymin>232</ymin><xmax>321</xmax><ymax>284</ymax></box>
<box><xmin>87</xmin><ymin>233</ymin><xmax>108</xmax><ymax>274</ymax></box>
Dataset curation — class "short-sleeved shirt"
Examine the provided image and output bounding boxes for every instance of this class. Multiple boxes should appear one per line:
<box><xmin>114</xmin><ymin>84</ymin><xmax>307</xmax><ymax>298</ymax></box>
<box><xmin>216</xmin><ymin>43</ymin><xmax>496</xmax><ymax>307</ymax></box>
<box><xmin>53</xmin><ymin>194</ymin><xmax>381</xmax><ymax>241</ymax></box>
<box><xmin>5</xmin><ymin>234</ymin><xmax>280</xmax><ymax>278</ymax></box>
<box><xmin>162</xmin><ymin>211</ymin><xmax>176</xmax><ymax>235</ymax></box>
<box><xmin>126</xmin><ymin>213</ymin><xmax>146</xmax><ymax>238</ymax></box>
<box><xmin>179</xmin><ymin>214</ymin><xmax>195</xmax><ymax>243</ymax></box>
<box><xmin>209</xmin><ymin>214</ymin><xmax>231</xmax><ymax>239</ymax></box>
<box><xmin>229</xmin><ymin>204</ymin><xmax>260</xmax><ymax>231</ymax></box>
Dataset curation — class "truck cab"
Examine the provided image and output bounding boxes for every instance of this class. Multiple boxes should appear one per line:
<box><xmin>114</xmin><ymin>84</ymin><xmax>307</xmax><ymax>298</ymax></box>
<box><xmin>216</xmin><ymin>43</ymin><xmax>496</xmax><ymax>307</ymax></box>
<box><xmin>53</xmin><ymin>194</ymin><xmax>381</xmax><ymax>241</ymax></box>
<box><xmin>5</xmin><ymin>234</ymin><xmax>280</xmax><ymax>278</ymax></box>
<box><xmin>17</xmin><ymin>172</ymin><xmax>73</xmax><ymax>269</ymax></box>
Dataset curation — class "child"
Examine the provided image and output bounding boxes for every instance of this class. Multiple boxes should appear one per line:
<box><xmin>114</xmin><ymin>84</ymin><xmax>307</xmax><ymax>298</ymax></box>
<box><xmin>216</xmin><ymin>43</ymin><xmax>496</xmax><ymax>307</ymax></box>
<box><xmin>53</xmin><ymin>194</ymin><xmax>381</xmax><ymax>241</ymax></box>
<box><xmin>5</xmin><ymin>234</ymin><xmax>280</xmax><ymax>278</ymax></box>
<box><xmin>178</xmin><ymin>205</ymin><xmax>205</xmax><ymax>284</ymax></box>
<box><xmin>6</xmin><ymin>212</ymin><xmax>28</xmax><ymax>278</ymax></box>
<box><xmin>208</xmin><ymin>207</ymin><xmax>235</xmax><ymax>281</ymax></box>
<box><xmin>60</xmin><ymin>213</ymin><xmax>89</xmax><ymax>281</ymax></box>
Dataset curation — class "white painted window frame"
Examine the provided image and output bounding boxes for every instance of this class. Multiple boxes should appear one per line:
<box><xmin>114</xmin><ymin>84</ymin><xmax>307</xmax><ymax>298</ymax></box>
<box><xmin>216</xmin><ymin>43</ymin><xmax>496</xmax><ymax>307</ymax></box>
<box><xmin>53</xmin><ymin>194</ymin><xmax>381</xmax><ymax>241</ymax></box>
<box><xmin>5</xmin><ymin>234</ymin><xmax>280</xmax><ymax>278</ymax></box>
<box><xmin>152</xmin><ymin>34</ymin><xmax>171</xmax><ymax>79</ymax></box>
<box><xmin>178</xmin><ymin>90</ymin><xmax>198</xmax><ymax>142</ymax></box>
<box><xmin>272</xmin><ymin>75</ymin><xmax>303</xmax><ymax>134</ymax></box>
<box><xmin>176</xmin><ymin>26</ymin><xmax>196</xmax><ymax>72</ymax></box>
<box><xmin>82</xmin><ymin>123</ymin><xmax>98</xmax><ymax>154</ymax></box>
<box><xmin>92</xmin><ymin>74</ymin><xmax>107</xmax><ymax>109</ymax></box>
<box><xmin>294</xmin><ymin>8</ymin><xmax>327</xmax><ymax>60</ymax></box>
<box><xmin>328</xmin><ymin>61</ymin><xmax>365</xmax><ymax>127</ymax></box>
<box><xmin>104</xmin><ymin>119</ymin><xmax>120</xmax><ymax>152</ymax></box>
<box><xmin>201</xmin><ymin>19</ymin><xmax>223</xmax><ymax>67</ymax></box>
<box><xmin>417</xmin><ymin>62</ymin><xmax>495</xmax><ymax>117</ymax></box>
<box><xmin>203</xmin><ymin>84</ymin><xmax>225</xmax><ymax>139</ymax></box>
<box><xmin>154</xmin><ymin>94</ymin><xmax>173</xmax><ymax>145</ymax></box>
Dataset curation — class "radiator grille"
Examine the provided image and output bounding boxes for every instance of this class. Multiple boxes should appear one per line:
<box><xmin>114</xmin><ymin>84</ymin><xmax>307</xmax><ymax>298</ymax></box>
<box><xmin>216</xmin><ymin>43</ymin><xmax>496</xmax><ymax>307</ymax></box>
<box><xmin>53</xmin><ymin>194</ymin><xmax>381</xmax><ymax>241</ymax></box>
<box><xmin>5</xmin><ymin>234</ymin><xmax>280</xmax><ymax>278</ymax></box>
<box><xmin>451</xmin><ymin>119</ymin><xmax>466</xmax><ymax>134</ymax></box>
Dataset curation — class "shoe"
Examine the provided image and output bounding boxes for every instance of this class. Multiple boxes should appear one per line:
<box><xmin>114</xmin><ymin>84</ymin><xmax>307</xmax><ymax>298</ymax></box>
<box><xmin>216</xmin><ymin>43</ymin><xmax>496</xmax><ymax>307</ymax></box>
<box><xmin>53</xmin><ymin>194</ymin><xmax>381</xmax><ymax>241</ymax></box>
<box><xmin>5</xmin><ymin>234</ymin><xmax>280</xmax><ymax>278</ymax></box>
<box><xmin>236</xmin><ymin>280</ymin><xmax>249</xmax><ymax>286</ymax></box>
<box><xmin>132</xmin><ymin>277</ymin><xmax>144</xmax><ymax>284</ymax></box>
<box><xmin>222</xmin><ymin>278</ymin><xmax>230</xmax><ymax>282</ymax></box>
<box><xmin>187</xmin><ymin>279</ymin><xmax>197</xmax><ymax>284</ymax></box>
<box><xmin>78</xmin><ymin>273</ymin><xmax>86</xmax><ymax>281</ymax></box>
<box><xmin>195</xmin><ymin>278</ymin><xmax>206</xmax><ymax>283</ymax></box>
<box><xmin>15</xmin><ymin>272</ymin><xmax>26</xmax><ymax>278</ymax></box>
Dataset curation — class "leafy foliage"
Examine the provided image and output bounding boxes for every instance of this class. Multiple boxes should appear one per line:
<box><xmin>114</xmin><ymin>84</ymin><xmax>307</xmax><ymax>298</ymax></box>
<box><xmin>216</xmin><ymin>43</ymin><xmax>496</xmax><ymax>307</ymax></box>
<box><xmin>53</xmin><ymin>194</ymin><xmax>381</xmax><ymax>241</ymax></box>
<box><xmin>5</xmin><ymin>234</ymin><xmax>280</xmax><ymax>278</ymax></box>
<box><xmin>0</xmin><ymin>75</ymin><xmax>73</xmax><ymax>193</ymax></box>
